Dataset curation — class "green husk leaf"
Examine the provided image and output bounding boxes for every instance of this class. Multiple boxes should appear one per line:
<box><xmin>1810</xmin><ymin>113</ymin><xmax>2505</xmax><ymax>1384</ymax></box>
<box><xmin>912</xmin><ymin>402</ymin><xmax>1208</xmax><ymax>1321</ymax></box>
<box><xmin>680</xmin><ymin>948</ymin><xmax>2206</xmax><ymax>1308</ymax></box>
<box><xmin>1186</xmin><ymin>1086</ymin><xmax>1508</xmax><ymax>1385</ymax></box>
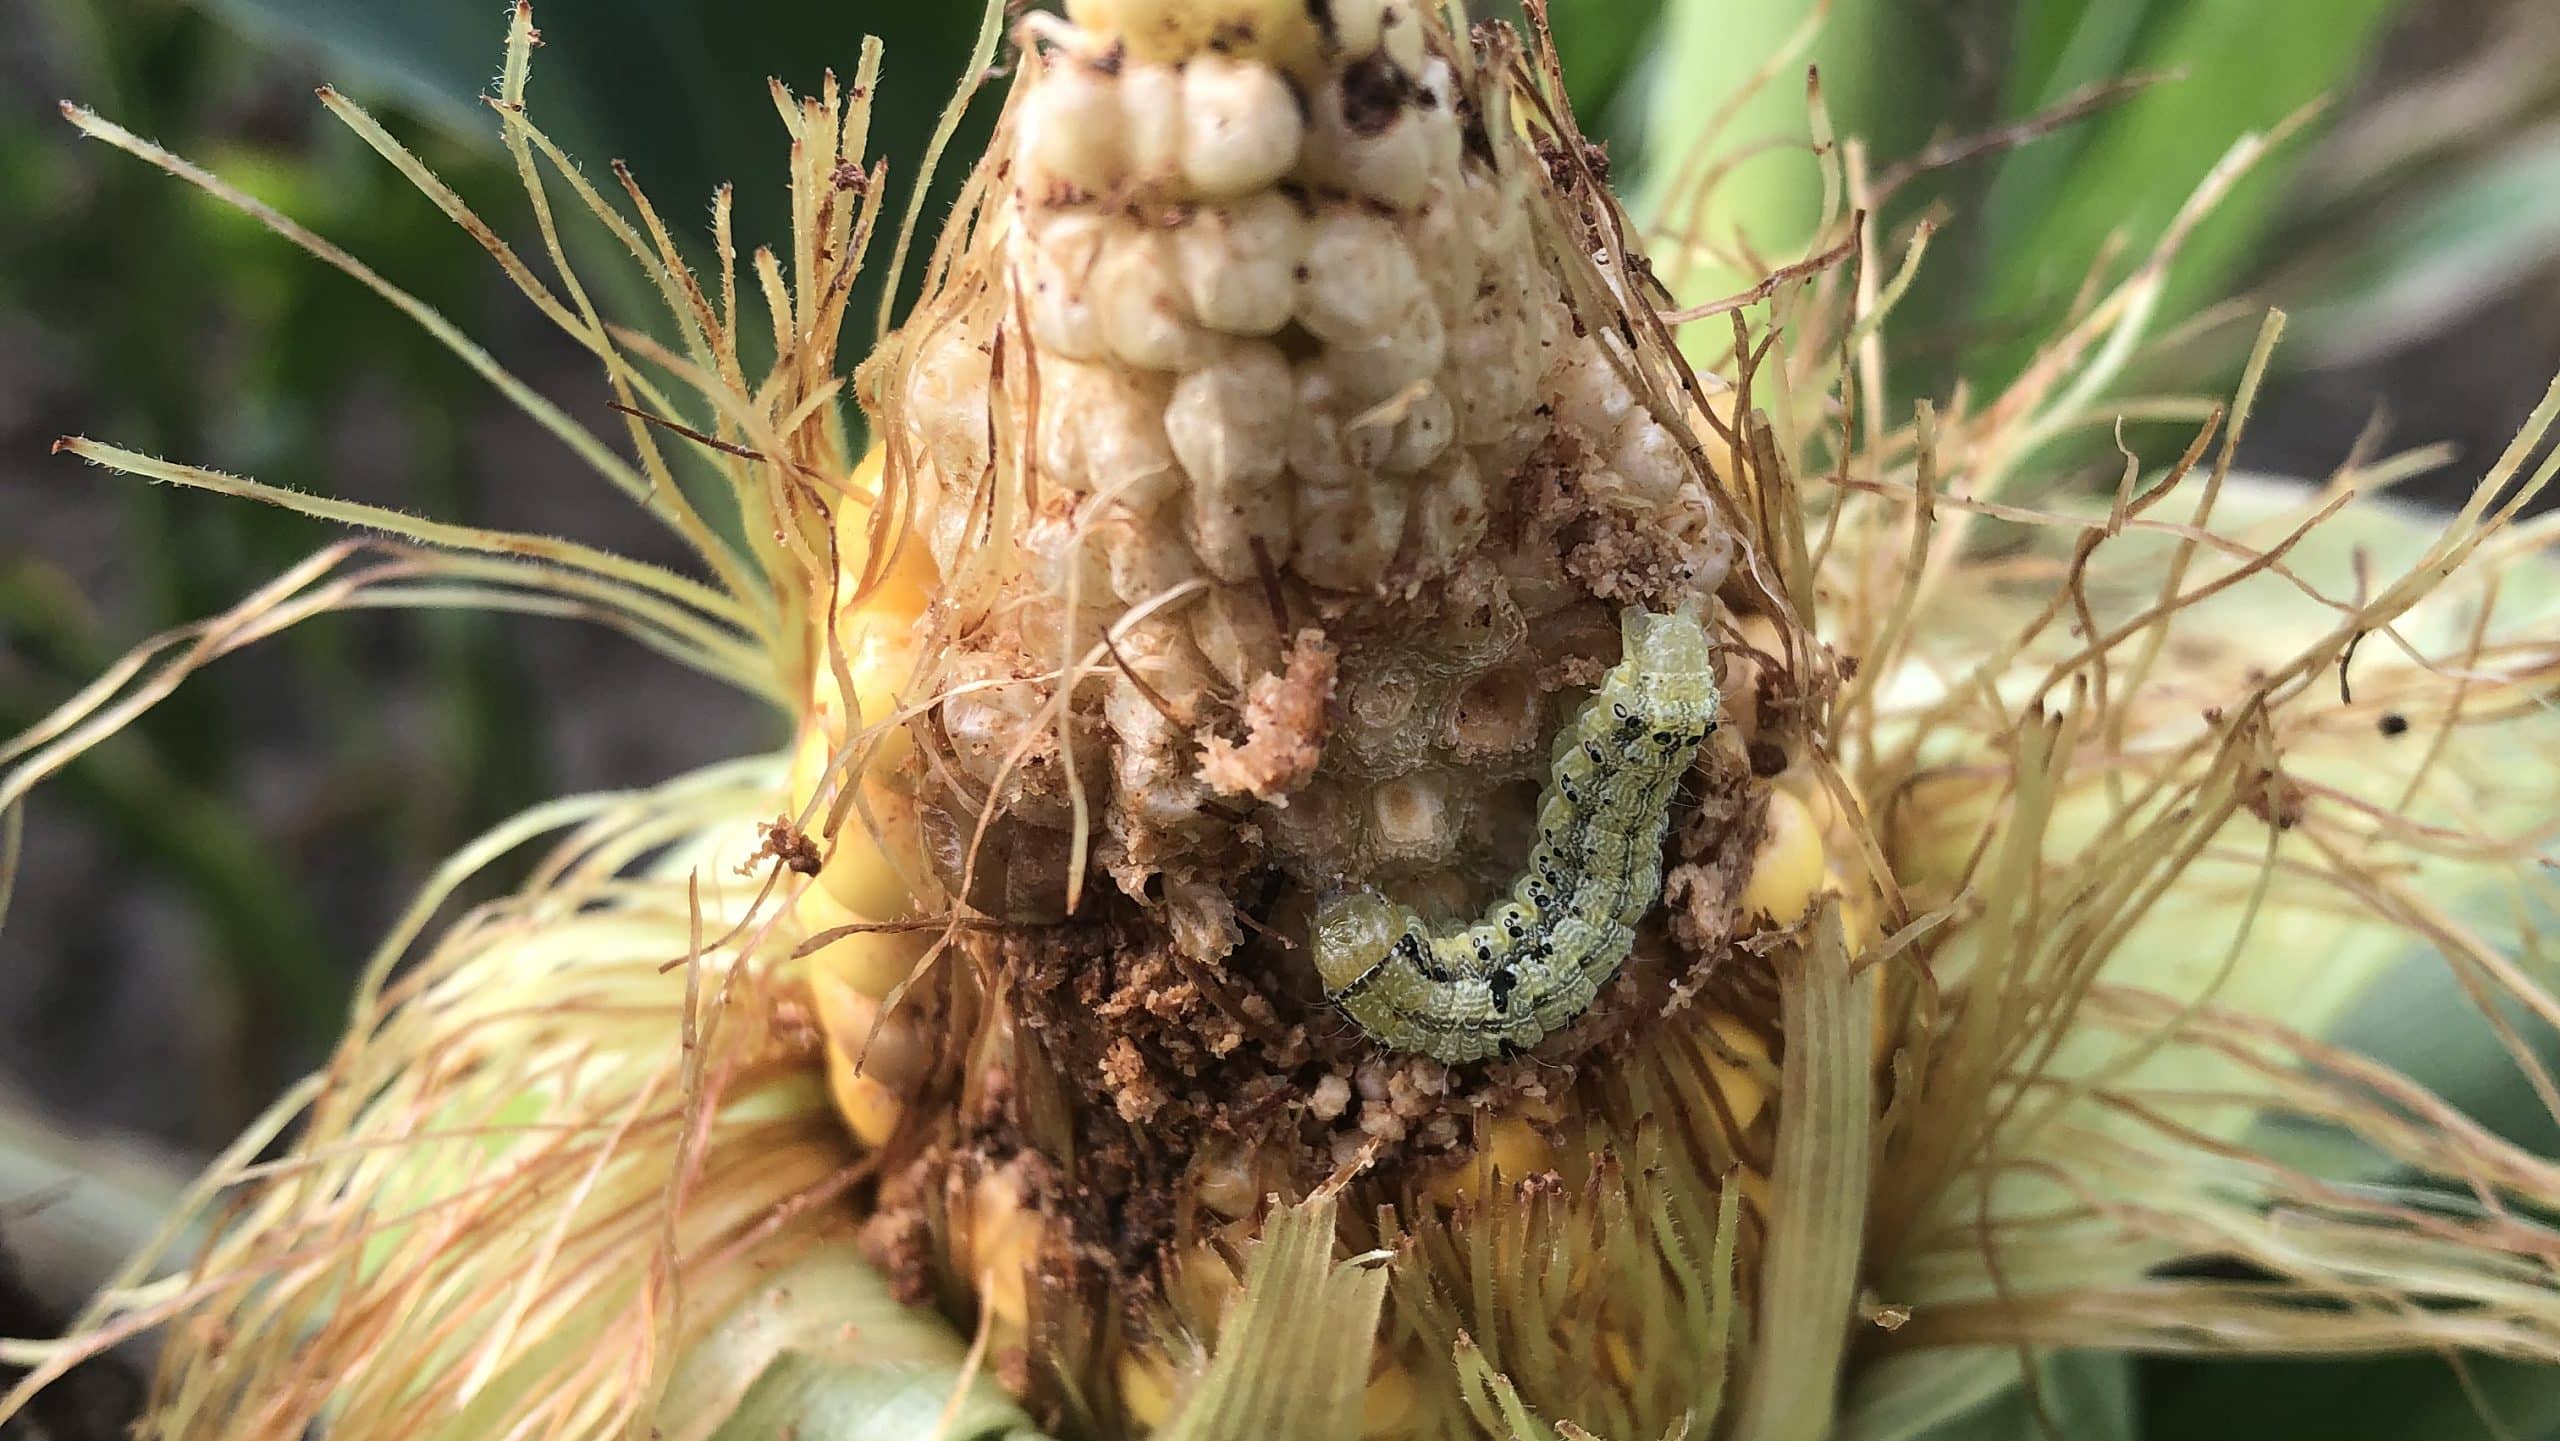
<box><xmin>1159</xmin><ymin>1194</ymin><xmax>1390</xmax><ymax>1441</ymax></box>
<box><xmin>663</xmin><ymin>1237</ymin><xmax>1046</xmax><ymax>1441</ymax></box>
<box><xmin>1731</xmin><ymin>908</ymin><xmax>1875</xmax><ymax>1441</ymax></box>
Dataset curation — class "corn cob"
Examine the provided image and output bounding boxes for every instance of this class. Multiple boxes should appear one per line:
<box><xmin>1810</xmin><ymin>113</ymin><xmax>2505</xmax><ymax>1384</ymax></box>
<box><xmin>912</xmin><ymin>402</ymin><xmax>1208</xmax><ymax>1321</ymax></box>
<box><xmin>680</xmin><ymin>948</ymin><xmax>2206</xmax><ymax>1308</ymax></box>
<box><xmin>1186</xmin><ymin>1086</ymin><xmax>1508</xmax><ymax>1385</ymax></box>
<box><xmin>827</xmin><ymin>1</ymin><xmax>1873</xmax><ymax>1428</ymax></box>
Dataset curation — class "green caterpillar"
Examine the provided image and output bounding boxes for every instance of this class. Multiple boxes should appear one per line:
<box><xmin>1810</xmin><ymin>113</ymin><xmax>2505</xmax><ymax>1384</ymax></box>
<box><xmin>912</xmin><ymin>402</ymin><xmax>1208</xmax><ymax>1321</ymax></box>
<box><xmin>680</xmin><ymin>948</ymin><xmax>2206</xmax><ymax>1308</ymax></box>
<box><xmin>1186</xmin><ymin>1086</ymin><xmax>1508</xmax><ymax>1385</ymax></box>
<box><xmin>1313</xmin><ymin>610</ymin><xmax>1718</xmax><ymax>1063</ymax></box>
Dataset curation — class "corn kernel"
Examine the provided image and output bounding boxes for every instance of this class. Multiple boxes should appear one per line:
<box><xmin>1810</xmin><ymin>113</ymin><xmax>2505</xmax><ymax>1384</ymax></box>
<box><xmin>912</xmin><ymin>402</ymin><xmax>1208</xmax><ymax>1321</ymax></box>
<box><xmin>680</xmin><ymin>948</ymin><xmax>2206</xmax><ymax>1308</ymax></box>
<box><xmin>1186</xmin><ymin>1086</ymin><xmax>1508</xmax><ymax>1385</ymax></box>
<box><xmin>1179</xmin><ymin>57</ymin><xmax>1302</xmax><ymax>198</ymax></box>
<box><xmin>1116</xmin><ymin>1348</ymin><xmax>1181</xmax><ymax>1431</ymax></box>
<box><xmin>1173</xmin><ymin>193</ymin><xmax>1302</xmax><ymax>337</ymax></box>
<box><xmin>966</xmin><ymin>1169</ymin><xmax>1047</xmax><ymax>1330</ymax></box>
<box><xmin>1362</xmin><ymin>1363</ymin><xmax>1419</xmax><ymax>1439</ymax></box>
<box><xmin>1024</xmin><ymin>214</ymin><xmax>1111</xmax><ymax>361</ymax></box>
<box><xmin>1296</xmin><ymin>212</ymin><xmax>1426</xmax><ymax>345</ymax></box>
<box><xmin>1018</xmin><ymin>53</ymin><xmax>1127</xmax><ymax>194</ymax></box>
<box><xmin>1738</xmin><ymin>788</ymin><xmax>1826</xmax><ymax>926</ymax></box>
<box><xmin>798</xmin><ymin>884</ymin><xmax>931</xmax><ymax>997</ymax></box>
<box><xmin>1420</xmin><ymin>1113</ymin><xmax>1555</xmax><ymax>1210</ymax></box>
<box><xmin>1165</xmin><ymin>341</ymin><xmax>1296</xmax><ymax>581</ymax></box>
<box><xmin>1191</xmin><ymin>1155</ymin><xmax>1261</xmax><ymax>1220</ymax></box>
<box><xmin>1119</xmin><ymin>62</ymin><xmax>1187</xmax><ymax>189</ymax></box>
<box><xmin>1096</xmin><ymin>223</ymin><xmax>1213</xmax><ymax>371</ymax></box>
<box><xmin>1600</xmin><ymin>1329</ymin><xmax>1639</xmax><ymax>1389</ymax></box>
<box><xmin>1166</xmin><ymin>1237</ymin><xmax>1243</xmax><ymax>1336</ymax></box>
<box><xmin>1693</xmin><ymin>1011</ymin><xmax>1770</xmax><ymax>1134</ymax></box>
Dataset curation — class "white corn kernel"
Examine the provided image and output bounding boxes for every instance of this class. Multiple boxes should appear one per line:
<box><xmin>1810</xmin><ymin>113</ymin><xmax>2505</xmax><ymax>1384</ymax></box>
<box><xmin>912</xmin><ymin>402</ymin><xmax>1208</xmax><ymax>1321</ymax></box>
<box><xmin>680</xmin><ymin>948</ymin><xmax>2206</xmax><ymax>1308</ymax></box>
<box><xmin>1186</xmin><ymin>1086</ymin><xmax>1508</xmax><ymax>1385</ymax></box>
<box><xmin>1097</xmin><ymin>508</ymin><xmax>1205</xmax><ymax>606</ymax></box>
<box><xmin>1096</xmin><ymin>223</ymin><xmax>1213</xmax><ymax>371</ymax></box>
<box><xmin>1380</xmin><ymin>3</ymin><xmax>1427</xmax><ymax>72</ymax></box>
<box><xmin>1292</xmin><ymin>471</ymin><xmax>1408</xmax><ymax>593</ymax></box>
<box><xmin>1309</xmin><ymin>74</ymin><xmax>1432</xmax><ymax>209</ymax></box>
<box><xmin>1295</xmin><ymin>211</ymin><xmax>1426</xmax><ymax>343</ymax></box>
<box><xmin>1024</xmin><ymin>212</ymin><xmax>1110</xmax><ymax>361</ymax></box>
<box><xmin>1018</xmin><ymin>56</ymin><xmax>1127</xmax><ymax>196</ymax></box>
<box><xmin>1324</xmin><ymin>297</ymin><xmax>1446</xmax><ymax>406</ymax></box>
<box><xmin>1191</xmin><ymin>582</ymin><xmax>1286</xmax><ymax>691</ymax></box>
<box><xmin>1165</xmin><ymin>342</ymin><xmax>1295</xmax><ymax>581</ymax></box>
<box><xmin>1174</xmin><ymin>194</ymin><xmax>1304</xmax><ymax>336</ymax></box>
<box><xmin>1121</xmin><ymin>63</ymin><xmax>1187</xmax><ymax>189</ymax></box>
<box><xmin>1405</xmin><ymin>450</ymin><xmax>1489</xmax><ymax>574</ymax></box>
<box><xmin>1038</xmin><ymin>358</ymin><xmax>1182</xmax><ymax>510</ymax></box>
<box><xmin>1609</xmin><ymin>412</ymin><xmax>1693</xmax><ymax>504</ymax></box>
<box><xmin>1180</xmin><ymin>57</ymin><xmax>1303</xmax><ymax>198</ymax></box>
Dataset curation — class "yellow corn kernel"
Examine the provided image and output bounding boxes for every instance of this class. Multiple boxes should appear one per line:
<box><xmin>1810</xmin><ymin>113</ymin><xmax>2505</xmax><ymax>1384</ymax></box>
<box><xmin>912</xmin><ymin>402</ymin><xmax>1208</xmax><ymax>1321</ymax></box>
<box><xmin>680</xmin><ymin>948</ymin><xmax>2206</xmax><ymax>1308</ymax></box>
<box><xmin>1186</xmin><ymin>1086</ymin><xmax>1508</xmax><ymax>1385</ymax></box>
<box><xmin>1117</xmin><ymin>1348</ymin><xmax>1182</xmax><ymax>1431</ymax></box>
<box><xmin>1066</xmin><ymin>0</ymin><xmax>1361</xmax><ymax>80</ymax></box>
<box><xmin>1361</xmin><ymin>1363</ymin><xmax>1419</xmax><ymax>1439</ymax></box>
<box><xmin>1189</xmin><ymin>1140</ymin><xmax>1265</xmax><ymax>1219</ymax></box>
<box><xmin>1166</xmin><ymin>1234</ymin><xmax>1244</xmax><ymax>1336</ymax></box>
<box><xmin>1600</xmin><ymin>1328</ymin><xmax>1639</xmax><ymax>1390</ymax></box>
<box><xmin>1737</xmin><ymin>788</ymin><xmax>1826</xmax><ymax>926</ymax></box>
<box><xmin>1420</xmin><ymin>1113</ymin><xmax>1556</xmax><ymax>1211</ymax></box>
<box><xmin>796</xmin><ymin>882</ymin><xmax>931</xmax><ymax>998</ymax></box>
<box><xmin>1693</xmin><ymin>1011</ymin><xmax>1770</xmax><ymax>1134</ymax></box>
<box><xmin>967</xmin><ymin>1169</ymin><xmax>1047</xmax><ymax>1330</ymax></box>
<box><xmin>814</xmin><ymin>976</ymin><xmax>929</xmax><ymax>1148</ymax></box>
<box><xmin>827</xmin><ymin>1059</ymin><xmax>904</xmax><ymax>1149</ymax></box>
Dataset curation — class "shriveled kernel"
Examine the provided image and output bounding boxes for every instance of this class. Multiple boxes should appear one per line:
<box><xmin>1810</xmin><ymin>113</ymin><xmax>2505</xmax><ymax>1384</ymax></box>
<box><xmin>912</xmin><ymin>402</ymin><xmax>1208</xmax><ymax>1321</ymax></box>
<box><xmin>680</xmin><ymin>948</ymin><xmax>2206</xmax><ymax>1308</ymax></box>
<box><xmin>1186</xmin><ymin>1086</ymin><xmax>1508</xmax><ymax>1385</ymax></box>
<box><xmin>1179</xmin><ymin>57</ymin><xmax>1303</xmax><ymax>198</ymax></box>
<box><xmin>903</xmin><ymin>326</ymin><xmax>993</xmax><ymax>485</ymax></box>
<box><xmin>1293</xmin><ymin>471</ymin><xmax>1410</xmax><ymax>593</ymax></box>
<box><xmin>1369</xmin><ymin>767</ymin><xmax>1468</xmax><ymax>865</ymax></box>
<box><xmin>1405</xmin><ymin>448</ymin><xmax>1489</xmax><ymax>569</ymax></box>
<box><xmin>1191</xmin><ymin>582</ymin><xmax>1287</xmax><ymax>691</ymax></box>
<box><xmin>1018</xmin><ymin>55</ymin><xmax>1127</xmax><ymax>195</ymax></box>
<box><xmin>1164</xmin><ymin>342</ymin><xmax>1296</xmax><ymax>581</ymax></box>
<box><xmin>1173</xmin><ymin>193</ymin><xmax>1303</xmax><ymax>336</ymax></box>
<box><xmin>1739</xmin><ymin>788</ymin><xmax>1828</xmax><ymax>925</ymax></box>
<box><xmin>1098</xmin><ymin>507</ymin><xmax>1207</xmax><ymax>606</ymax></box>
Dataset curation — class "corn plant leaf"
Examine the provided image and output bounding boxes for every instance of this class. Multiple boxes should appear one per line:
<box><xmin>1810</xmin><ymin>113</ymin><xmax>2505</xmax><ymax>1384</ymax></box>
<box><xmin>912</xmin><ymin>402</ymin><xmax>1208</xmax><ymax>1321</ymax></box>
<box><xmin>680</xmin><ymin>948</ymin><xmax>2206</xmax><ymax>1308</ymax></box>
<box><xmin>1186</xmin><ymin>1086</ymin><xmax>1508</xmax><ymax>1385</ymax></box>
<box><xmin>2140</xmin><ymin>1354</ymin><xmax>2560</xmax><ymax>1441</ymax></box>
<box><xmin>1963</xmin><ymin>0</ymin><xmax>2405</xmax><ymax>391</ymax></box>
<box><xmin>2286</xmin><ymin>125</ymin><xmax>2560</xmax><ymax>366</ymax></box>
<box><xmin>1629</xmin><ymin>0</ymin><xmax>1934</xmax><ymax>303</ymax></box>
<box><xmin>192</xmin><ymin>0</ymin><xmax>994</xmax><ymax>328</ymax></box>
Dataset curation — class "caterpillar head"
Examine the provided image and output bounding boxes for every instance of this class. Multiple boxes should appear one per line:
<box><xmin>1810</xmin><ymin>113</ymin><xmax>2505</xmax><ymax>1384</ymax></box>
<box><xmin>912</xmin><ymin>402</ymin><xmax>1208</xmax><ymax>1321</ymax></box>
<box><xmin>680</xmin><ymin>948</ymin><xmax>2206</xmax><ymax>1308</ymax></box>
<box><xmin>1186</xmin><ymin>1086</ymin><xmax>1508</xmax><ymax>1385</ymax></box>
<box><xmin>1617</xmin><ymin>609</ymin><xmax>1713</xmax><ymax>682</ymax></box>
<box><xmin>1310</xmin><ymin>890</ymin><xmax>1411</xmax><ymax>993</ymax></box>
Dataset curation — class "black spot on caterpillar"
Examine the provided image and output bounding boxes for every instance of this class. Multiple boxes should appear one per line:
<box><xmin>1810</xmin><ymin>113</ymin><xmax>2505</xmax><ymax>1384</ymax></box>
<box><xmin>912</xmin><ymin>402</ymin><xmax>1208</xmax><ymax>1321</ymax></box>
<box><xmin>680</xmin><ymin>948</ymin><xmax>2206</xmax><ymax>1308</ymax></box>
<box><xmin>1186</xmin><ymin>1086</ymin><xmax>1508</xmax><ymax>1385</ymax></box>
<box><xmin>1312</xmin><ymin>610</ymin><xmax>1718</xmax><ymax>1063</ymax></box>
